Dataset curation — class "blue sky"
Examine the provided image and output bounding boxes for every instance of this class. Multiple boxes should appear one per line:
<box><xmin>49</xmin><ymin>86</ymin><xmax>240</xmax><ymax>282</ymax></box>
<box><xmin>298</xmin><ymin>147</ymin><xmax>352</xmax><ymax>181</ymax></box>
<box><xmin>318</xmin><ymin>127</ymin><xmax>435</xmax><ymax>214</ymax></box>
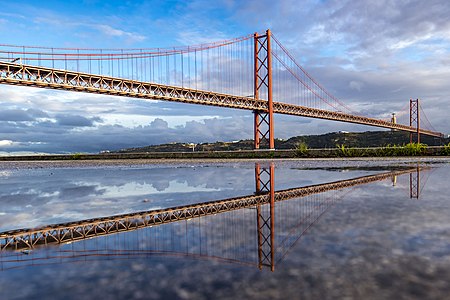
<box><xmin>1</xmin><ymin>0</ymin><xmax>449</xmax><ymax>154</ymax></box>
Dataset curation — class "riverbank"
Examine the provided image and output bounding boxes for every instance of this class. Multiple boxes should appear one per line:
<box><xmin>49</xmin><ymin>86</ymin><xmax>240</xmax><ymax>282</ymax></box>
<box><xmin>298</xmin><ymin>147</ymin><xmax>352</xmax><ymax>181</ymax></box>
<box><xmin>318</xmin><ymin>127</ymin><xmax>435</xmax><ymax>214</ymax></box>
<box><xmin>0</xmin><ymin>146</ymin><xmax>449</xmax><ymax>161</ymax></box>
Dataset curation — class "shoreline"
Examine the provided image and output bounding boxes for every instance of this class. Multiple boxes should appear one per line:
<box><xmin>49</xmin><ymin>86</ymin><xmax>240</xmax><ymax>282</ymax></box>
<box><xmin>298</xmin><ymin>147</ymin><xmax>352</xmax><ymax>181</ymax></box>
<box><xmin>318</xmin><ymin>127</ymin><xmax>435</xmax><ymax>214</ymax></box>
<box><xmin>1</xmin><ymin>156</ymin><xmax>449</xmax><ymax>170</ymax></box>
<box><xmin>0</xmin><ymin>147</ymin><xmax>449</xmax><ymax>162</ymax></box>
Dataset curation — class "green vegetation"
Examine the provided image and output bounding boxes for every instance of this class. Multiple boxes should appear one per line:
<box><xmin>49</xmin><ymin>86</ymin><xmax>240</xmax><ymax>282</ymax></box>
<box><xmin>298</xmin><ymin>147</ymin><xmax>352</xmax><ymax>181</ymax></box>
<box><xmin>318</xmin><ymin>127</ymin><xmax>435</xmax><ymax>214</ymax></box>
<box><xmin>295</xmin><ymin>142</ymin><xmax>309</xmax><ymax>156</ymax></box>
<box><xmin>401</xmin><ymin>143</ymin><xmax>427</xmax><ymax>156</ymax></box>
<box><xmin>335</xmin><ymin>143</ymin><xmax>428</xmax><ymax>157</ymax></box>
<box><xmin>71</xmin><ymin>153</ymin><xmax>83</xmax><ymax>160</ymax></box>
<box><xmin>442</xmin><ymin>143</ymin><xmax>450</xmax><ymax>155</ymax></box>
<box><xmin>337</xmin><ymin>144</ymin><xmax>358</xmax><ymax>157</ymax></box>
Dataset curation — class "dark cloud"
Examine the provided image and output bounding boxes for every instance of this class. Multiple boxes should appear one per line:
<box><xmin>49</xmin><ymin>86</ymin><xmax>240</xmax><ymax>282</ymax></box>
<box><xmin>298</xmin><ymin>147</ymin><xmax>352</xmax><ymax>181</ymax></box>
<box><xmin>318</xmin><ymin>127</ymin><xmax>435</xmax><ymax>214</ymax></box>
<box><xmin>0</xmin><ymin>114</ymin><xmax>253</xmax><ymax>153</ymax></box>
<box><xmin>55</xmin><ymin>114</ymin><xmax>102</xmax><ymax>127</ymax></box>
<box><xmin>27</xmin><ymin>108</ymin><xmax>49</xmax><ymax>118</ymax></box>
<box><xmin>322</xmin><ymin>0</ymin><xmax>450</xmax><ymax>52</ymax></box>
<box><xmin>0</xmin><ymin>108</ymin><xmax>48</xmax><ymax>122</ymax></box>
<box><xmin>0</xmin><ymin>111</ymin><xmax>367</xmax><ymax>154</ymax></box>
<box><xmin>59</xmin><ymin>185</ymin><xmax>106</xmax><ymax>198</ymax></box>
<box><xmin>149</xmin><ymin>118</ymin><xmax>169</xmax><ymax>130</ymax></box>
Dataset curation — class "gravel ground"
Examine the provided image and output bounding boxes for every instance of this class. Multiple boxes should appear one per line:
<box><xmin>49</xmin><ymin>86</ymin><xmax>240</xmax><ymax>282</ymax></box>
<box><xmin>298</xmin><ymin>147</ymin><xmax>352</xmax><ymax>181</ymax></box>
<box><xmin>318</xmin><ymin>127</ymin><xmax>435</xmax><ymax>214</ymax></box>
<box><xmin>1</xmin><ymin>156</ymin><xmax>449</xmax><ymax>170</ymax></box>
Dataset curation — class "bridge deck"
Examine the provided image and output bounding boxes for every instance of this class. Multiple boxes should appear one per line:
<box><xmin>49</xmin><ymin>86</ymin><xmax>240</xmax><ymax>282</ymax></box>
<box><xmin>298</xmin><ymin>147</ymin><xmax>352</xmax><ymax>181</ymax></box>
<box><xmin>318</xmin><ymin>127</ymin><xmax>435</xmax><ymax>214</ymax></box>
<box><xmin>0</xmin><ymin>62</ymin><xmax>443</xmax><ymax>138</ymax></box>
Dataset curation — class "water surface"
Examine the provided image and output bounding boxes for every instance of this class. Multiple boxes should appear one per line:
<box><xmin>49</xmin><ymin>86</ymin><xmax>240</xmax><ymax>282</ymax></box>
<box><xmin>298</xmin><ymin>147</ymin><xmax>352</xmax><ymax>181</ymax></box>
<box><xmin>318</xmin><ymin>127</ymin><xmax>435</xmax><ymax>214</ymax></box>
<box><xmin>0</xmin><ymin>158</ymin><xmax>449</xmax><ymax>299</ymax></box>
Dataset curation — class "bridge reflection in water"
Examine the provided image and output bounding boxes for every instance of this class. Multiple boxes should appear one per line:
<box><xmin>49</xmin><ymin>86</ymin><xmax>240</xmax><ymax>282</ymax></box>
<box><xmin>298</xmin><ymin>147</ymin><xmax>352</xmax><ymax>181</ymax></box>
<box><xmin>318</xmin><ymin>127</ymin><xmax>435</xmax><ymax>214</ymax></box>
<box><xmin>0</xmin><ymin>164</ymin><xmax>424</xmax><ymax>272</ymax></box>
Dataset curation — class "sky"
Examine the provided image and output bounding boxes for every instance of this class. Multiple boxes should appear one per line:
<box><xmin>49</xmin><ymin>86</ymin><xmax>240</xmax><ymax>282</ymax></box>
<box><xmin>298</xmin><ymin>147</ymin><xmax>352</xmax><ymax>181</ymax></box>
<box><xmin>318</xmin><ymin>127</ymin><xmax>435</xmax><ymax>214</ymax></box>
<box><xmin>0</xmin><ymin>0</ymin><xmax>449</xmax><ymax>154</ymax></box>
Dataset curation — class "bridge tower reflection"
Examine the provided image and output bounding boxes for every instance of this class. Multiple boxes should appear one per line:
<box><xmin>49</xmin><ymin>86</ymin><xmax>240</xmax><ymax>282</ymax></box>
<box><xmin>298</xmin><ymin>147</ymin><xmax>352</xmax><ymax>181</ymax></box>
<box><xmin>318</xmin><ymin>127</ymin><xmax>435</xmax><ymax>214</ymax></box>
<box><xmin>409</xmin><ymin>165</ymin><xmax>420</xmax><ymax>199</ymax></box>
<box><xmin>255</xmin><ymin>163</ymin><xmax>275</xmax><ymax>271</ymax></box>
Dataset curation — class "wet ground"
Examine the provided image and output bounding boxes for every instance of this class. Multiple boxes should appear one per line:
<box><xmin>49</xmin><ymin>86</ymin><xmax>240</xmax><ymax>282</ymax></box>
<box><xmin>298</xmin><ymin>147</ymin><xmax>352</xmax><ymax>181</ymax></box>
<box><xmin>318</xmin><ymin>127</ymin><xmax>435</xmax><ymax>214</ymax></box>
<box><xmin>0</xmin><ymin>158</ymin><xmax>449</xmax><ymax>299</ymax></box>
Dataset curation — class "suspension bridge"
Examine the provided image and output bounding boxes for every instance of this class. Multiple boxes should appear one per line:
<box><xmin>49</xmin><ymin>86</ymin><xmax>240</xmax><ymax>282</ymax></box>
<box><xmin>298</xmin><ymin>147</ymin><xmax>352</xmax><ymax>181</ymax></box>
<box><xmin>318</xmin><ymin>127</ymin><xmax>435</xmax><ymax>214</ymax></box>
<box><xmin>0</xmin><ymin>164</ymin><xmax>425</xmax><ymax>271</ymax></box>
<box><xmin>0</xmin><ymin>30</ymin><xmax>444</xmax><ymax>149</ymax></box>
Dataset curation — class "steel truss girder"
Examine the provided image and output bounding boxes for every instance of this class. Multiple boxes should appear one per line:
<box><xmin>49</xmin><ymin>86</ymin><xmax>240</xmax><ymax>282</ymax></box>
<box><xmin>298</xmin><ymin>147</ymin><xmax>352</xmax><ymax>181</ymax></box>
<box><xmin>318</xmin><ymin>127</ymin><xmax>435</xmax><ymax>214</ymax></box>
<box><xmin>0</xmin><ymin>62</ymin><xmax>442</xmax><ymax>138</ymax></box>
<box><xmin>0</xmin><ymin>62</ymin><xmax>268</xmax><ymax>111</ymax></box>
<box><xmin>273</xmin><ymin>102</ymin><xmax>442</xmax><ymax>137</ymax></box>
<box><xmin>0</xmin><ymin>168</ymin><xmax>417</xmax><ymax>251</ymax></box>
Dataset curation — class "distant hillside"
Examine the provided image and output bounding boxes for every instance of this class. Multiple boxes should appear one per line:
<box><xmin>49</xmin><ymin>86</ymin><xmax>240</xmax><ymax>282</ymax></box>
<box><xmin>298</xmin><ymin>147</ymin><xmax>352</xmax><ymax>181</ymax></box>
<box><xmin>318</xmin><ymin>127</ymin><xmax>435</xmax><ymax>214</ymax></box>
<box><xmin>279</xmin><ymin>131</ymin><xmax>447</xmax><ymax>149</ymax></box>
<box><xmin>113</xmin><ymin>131</ymin><xmax>448</xmax><ymax>153</ymax></box>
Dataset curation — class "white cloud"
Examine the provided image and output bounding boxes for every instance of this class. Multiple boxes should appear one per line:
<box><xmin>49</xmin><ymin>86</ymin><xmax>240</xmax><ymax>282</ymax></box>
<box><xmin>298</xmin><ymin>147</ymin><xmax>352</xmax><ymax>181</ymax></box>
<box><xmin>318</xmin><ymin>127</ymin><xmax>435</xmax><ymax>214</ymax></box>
<box><xmin>95</xmin><ymin>24</ymin><xmax>146</xmax><ymax>43</ymax></box>
<box><xmin>349</xmin><ymin>81</ymin><xmax>364</xmax><ymax>92</ymax></box>
<box><xmin>0</xmin><ymin>140</ymin><xmax>17</xmax><ymax>147</ymax></box>
<box><xmin>389</xmin><ymin>33</ymin><xmax>435</xmax><ymax>50</ymax></box>
<box><xmin>177</xmin><ymin>30</ymin><xmax>228</xmax><ymax>46</ymax></box>
<box><xmin>100</xmin><ymin>114</ymin><xmax>221</xmax><ymax>128</ymax></box>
